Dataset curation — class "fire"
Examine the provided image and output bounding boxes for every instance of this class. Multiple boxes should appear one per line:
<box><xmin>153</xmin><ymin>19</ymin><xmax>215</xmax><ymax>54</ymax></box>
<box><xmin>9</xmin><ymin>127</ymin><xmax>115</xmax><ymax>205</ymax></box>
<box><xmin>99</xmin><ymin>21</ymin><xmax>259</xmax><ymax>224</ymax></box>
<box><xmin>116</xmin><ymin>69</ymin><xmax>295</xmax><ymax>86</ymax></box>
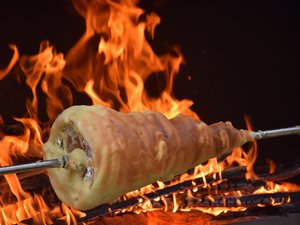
<box><xmin>0</xmin><ymin>44</ymin><xmax>19</xmax><ymax>81</ymax></box>
<box><xmin>63</xmin><ymin>0</ymin><xmax>196</xmax><ymax>119</ymax></box>
<box><xmin>254</xmin><ymin>182</ymin><xmax>300</xmax><ymax>195</ymax></box>
<box><xmin>0</xmin><ymin>0</ymin><xmax>299</xmax><ymax>224</ymax></box>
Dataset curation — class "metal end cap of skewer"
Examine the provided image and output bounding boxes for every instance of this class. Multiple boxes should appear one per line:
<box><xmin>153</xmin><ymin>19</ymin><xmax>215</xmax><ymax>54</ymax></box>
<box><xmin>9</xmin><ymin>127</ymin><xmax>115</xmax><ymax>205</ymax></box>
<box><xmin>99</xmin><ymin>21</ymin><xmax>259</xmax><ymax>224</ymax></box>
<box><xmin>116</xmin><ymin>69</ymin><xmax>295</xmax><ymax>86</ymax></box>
<box><xmin>251</xmin><ymin>125</ymin><xmax>300</xmax><ymax>140</ymax></box>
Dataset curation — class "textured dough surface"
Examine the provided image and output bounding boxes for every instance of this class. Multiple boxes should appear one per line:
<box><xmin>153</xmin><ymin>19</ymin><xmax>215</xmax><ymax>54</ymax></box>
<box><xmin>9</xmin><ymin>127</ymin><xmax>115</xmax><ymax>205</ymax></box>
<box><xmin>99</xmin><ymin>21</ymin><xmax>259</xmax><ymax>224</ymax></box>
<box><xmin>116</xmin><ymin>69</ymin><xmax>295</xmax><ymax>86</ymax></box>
<box><xmin>42</xmin><ymin>105</ymin><xmax>252</xmax><ymax>210</ymax></box>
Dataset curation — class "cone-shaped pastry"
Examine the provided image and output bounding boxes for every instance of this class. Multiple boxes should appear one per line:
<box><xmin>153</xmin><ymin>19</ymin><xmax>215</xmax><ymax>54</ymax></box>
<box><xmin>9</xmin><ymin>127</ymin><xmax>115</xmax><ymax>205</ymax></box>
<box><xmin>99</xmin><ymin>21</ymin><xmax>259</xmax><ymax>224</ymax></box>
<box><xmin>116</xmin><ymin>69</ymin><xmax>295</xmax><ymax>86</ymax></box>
<box><xmin>43</xmin><ymin>105</ymin><xmax>253</xmax><ymax>210</ymax></box>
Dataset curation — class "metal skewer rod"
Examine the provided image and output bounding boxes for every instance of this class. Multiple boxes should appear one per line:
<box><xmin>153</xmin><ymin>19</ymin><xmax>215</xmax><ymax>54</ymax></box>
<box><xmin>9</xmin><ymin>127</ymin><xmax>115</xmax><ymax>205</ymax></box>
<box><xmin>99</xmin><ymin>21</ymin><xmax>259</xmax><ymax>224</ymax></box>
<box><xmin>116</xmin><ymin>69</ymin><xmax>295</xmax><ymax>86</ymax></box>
<box><xmin>0</xmin><ymin>126</ymin><xmax>299</xmax><ymax>176</ymax></box>
<box><xmin>0</xmin><ymin>157</ymin><xmax>67</xmax><ymax>176</ymax></box>
<box><xmin>251</xmin><ymin>125</ymin><xmax>300</xmax><ymax>140</ymax></box>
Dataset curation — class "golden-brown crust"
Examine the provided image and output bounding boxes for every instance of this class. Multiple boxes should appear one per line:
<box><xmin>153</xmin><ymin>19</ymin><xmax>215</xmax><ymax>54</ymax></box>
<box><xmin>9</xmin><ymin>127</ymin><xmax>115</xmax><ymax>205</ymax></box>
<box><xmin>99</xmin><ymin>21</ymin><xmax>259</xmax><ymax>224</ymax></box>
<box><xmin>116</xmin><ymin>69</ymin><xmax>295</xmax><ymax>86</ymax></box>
<box><xmin>42</xmin><ymin>105</ymin><xmax>253</xmax><ymax>210</ymax></box>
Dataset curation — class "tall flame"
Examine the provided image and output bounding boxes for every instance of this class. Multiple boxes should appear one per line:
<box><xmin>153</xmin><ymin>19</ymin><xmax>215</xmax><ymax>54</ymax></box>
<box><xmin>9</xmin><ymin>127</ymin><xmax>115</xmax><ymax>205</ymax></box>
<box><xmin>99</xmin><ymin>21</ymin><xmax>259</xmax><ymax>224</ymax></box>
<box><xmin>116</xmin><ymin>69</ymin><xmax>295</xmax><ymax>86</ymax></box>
<box><xmin>64</xmin><ymin>0</ymin><xmax>197</xmax><ymax>119</ymax></box>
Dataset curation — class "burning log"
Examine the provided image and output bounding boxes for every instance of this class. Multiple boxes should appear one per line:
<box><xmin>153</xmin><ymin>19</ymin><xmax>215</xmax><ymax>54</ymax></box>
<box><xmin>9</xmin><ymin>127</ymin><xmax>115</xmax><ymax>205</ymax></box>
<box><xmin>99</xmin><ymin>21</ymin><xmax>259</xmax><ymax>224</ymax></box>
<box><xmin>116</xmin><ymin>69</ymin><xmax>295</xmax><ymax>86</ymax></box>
<box><xmin>191</xmin><ymin>178</ymin><xmax>266</xmax><ymax>196</ymax></box>
<box><xmin>142</xmin><ymin>192</ymin><xmax>300</xmax><ymax>212</ymax></box>
<box><xmin>189</xmin><ymin>192</ymin><xmax>300</xmax><ymax>208</ymax></box>
<box><xmin>258</xmin><ymin>162</ymin><xmax>300</xmax><ymax>182</ymax></box>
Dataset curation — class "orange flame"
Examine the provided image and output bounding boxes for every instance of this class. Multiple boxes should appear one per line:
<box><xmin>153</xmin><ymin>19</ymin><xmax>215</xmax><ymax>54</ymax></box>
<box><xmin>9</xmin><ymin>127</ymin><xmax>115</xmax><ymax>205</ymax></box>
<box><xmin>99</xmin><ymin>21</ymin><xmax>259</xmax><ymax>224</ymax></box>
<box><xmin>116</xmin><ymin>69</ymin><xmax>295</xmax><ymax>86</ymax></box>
<box><xmin>0</xmin><ymin>44</ymin><xmax>19</xmax><ymax>81</ymax></box>
<box><xmin>65</xmin><ymin>0</ymin><xmax>197</xmax><ymax>119</ymax></box>
<box><xmin>0</xmin><ymin>0</ymin><xmax>299</xmax><ymax>224</ymax></box>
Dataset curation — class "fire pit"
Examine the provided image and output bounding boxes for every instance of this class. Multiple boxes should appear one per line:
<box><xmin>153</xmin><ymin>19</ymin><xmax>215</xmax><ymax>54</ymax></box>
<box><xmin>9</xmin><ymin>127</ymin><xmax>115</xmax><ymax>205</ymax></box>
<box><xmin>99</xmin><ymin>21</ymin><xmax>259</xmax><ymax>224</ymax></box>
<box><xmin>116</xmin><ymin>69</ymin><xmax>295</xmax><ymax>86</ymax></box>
<box><xmin>0</xmin><ymin>0</ymin><xmax>300</xmax><ymax>224</ymax></box>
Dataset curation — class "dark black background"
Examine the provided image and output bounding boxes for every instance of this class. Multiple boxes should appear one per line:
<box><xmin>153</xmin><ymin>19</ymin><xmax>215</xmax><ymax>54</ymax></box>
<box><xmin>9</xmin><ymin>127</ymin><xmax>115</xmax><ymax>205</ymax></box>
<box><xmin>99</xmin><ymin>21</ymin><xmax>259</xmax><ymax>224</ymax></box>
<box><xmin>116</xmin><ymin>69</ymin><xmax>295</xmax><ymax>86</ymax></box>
<box><xmin>0</xmin><ymin>0</ymin><xmax>300</xmax><ymax>165</ymax></box>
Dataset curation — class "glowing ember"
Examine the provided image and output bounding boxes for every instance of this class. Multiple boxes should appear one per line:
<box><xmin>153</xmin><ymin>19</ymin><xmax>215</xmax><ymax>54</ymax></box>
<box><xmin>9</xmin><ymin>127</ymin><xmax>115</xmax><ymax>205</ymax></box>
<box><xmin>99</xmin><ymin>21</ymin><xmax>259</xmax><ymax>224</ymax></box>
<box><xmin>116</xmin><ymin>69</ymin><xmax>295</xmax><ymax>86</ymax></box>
<box><xmin>0</xmin><ymin>0</ymin><xmax>299</xmax><ymax>224</ymax></box>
